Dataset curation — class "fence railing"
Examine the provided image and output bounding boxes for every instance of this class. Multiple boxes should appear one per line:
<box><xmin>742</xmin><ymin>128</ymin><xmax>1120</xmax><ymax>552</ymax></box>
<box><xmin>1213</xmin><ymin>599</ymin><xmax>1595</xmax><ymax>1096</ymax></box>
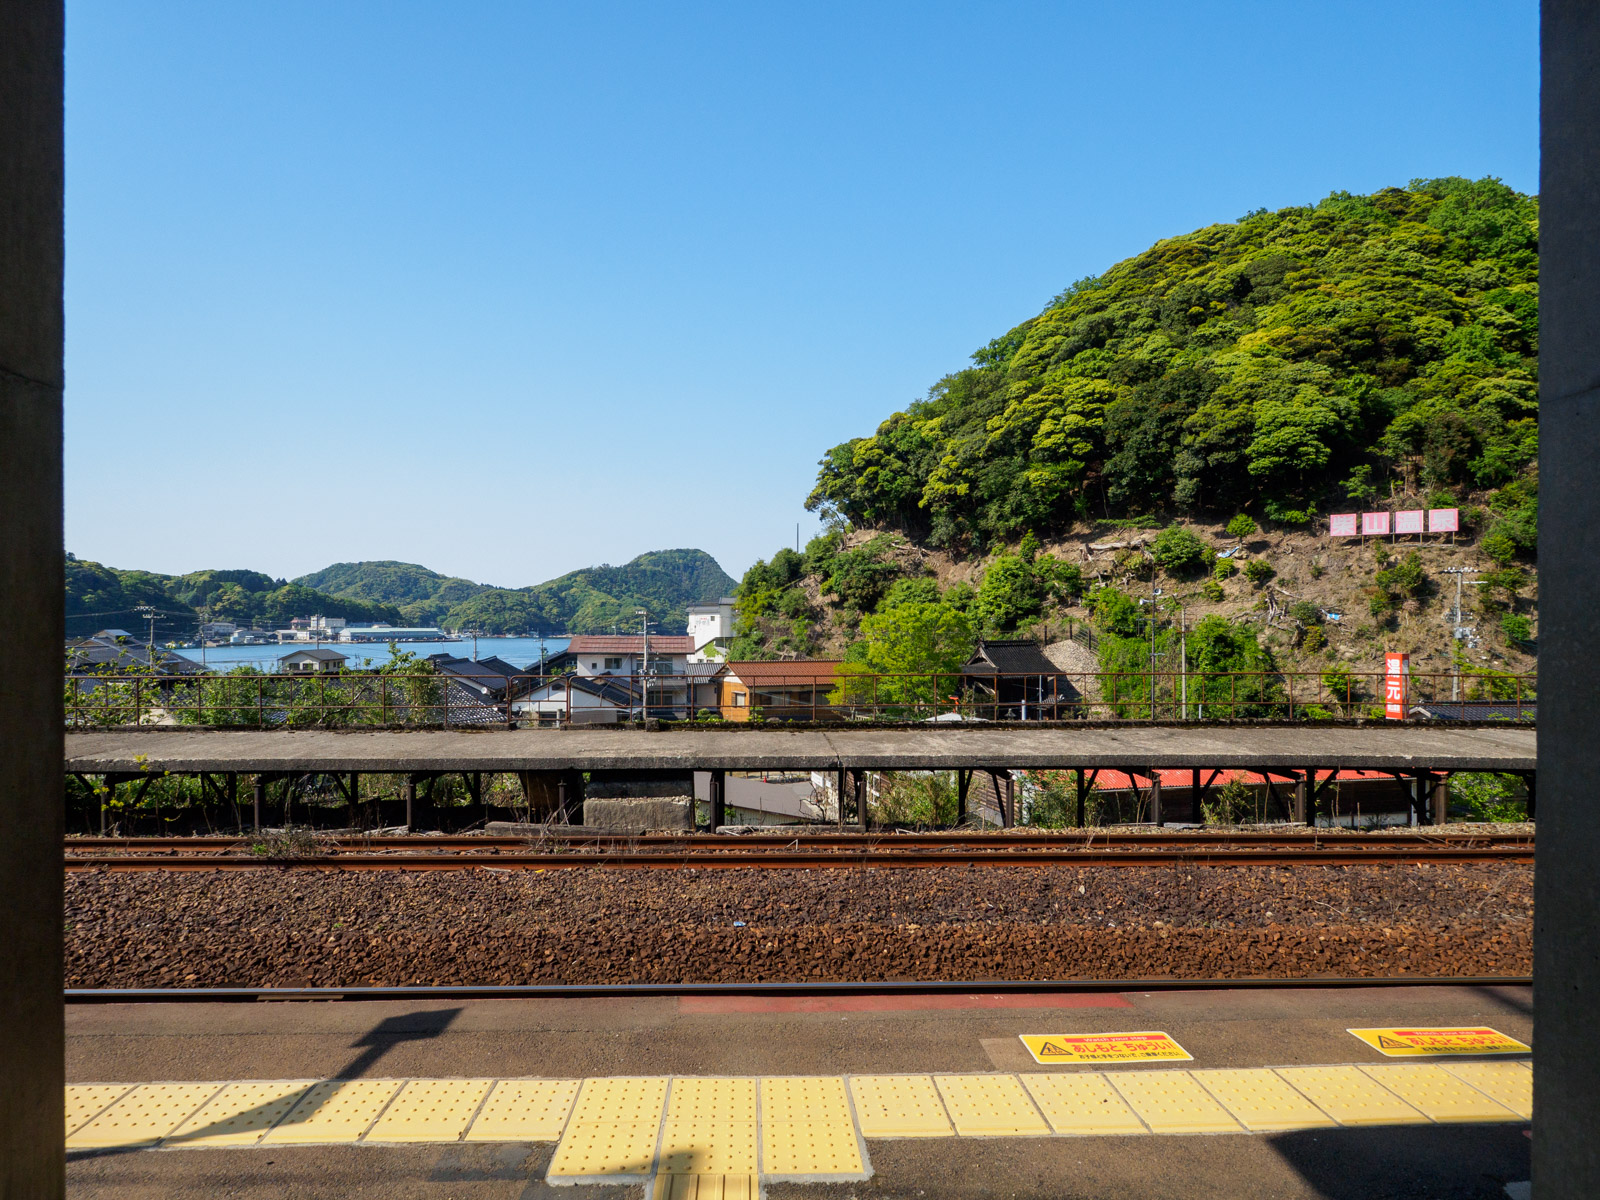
<box><xmin>63</xmin><ymin>667</ymin><xmax>1537</xmax><ymax>729</ymax></box>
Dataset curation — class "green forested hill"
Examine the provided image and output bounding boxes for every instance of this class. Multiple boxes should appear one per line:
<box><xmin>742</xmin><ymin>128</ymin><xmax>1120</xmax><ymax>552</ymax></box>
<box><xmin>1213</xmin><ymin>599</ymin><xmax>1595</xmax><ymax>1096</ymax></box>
<box><xmin>65</xmin><ymin>558</ymin><xmax>404</xmax><ymax>641</ymax></box>
<box><xmin>294</xmin><ymin>549</ymin><xmax>736</xmax><ymax>634</ymax></box>
<box><xmin>807</xmin><ymin>178</ymin><xmax>1538</xmax><ymax>549</ymax></box>
<box><xmin>731</xmin><ymin>178</ymin><xmax>1540</xmax><ymax>677</ymax></box>
<box><xmin>292</xmin><ymin>561</ymin><xmax>488</xmax><ymax>625</ymax></box>
<box><xmin>69</xmin><ymin>548</ymin><xmax>736</xmax><ymax>640</ymax></box>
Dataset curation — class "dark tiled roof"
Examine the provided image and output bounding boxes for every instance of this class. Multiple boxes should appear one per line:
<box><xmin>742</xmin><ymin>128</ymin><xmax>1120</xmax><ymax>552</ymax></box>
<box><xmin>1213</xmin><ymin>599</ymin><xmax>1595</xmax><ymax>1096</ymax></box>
<box><xmin>964</xmin><ymin>640</ymin><xmax>1060</xmax><ymax>675</ymax></box>
<box><xmin>1410</xmin><ymin>702</ymin><xmax>1536</xmax><ymax>721</ymax></box>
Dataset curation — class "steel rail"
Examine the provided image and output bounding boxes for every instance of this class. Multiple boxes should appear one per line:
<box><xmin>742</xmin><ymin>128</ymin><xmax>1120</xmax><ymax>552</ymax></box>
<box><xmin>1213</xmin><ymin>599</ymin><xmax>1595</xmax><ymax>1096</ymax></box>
<box><xmin>63</xmin><ymin>846</ymin><xmax>1534</xmax><ymax>871</ymax></box>
<box><xmin>63</xmin><ymin>975</ymin><xmax>1534</xmax><ymax>1003</ymax></box>
<box><xmin>63</xmin><ymin>831</ymin><xmax>1537</xmax><ymax>853</ymax></box>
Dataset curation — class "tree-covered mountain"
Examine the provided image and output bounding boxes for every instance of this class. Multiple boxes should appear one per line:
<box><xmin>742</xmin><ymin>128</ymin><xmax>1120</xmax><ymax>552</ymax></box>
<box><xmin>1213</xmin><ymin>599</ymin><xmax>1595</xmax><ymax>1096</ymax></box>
<box><xmin>292</xmin><ymin>561</ymin><xmax>488</xmax><ymax>625</ymax></box>
<box><xmin>68</xmin><ymin>548</ymin><xmax>736</xmax><ymax>640</ymax></box>
<box><xmin>807</xmin><ymin>178</ymin><xmax>1537</xmax><ymax>549</ymax></box>
<box><xmin>294</xmin><ymin>549</ymin><xmax>736</xmax><ymax>635</ymax></box>
<box><xmin>731</xmin><ymin>178</ymin><xmax>1540</xmax><ymax>690</ymax></box>
<box><xmin>65</xmin><ymin>557</ymin><xmax>404</xmax><ymax>641</ymax></box>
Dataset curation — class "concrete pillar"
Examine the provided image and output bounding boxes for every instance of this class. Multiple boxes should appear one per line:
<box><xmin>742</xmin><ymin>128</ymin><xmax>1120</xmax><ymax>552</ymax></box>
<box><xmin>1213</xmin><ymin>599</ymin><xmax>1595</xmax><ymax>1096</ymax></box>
<box><xmin>1537</xmin><ymin>3</ymin><xmax>1600</xmax><ymax>1189</ymax></box>
<box><xmin>709</xmin><ymin>768</ymin><xmax>725</xmax><ymax>830</ymax></box>
<box><xmin>1149</xmin><ymin>771</ymin><xmax>1162</xmax><ymax>826</ymax></box>
<box><xmin>0</xmin><ymin>1</ymin><xmax>64</xmax><ymax>1193</ymax></box>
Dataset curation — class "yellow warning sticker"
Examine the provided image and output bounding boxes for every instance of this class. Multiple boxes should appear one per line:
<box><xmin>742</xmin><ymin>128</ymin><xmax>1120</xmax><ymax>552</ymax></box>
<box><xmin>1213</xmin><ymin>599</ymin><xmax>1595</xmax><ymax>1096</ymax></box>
<box><xmin>1019</xmin><ymin>1031</ymin><xmax>1192</xmax><ymax>1065</ymax></box>
<box><xmin>1347</xmin><ymin>1027</ymin><xmax>1530</xmax><ymax>1057</ymax></box>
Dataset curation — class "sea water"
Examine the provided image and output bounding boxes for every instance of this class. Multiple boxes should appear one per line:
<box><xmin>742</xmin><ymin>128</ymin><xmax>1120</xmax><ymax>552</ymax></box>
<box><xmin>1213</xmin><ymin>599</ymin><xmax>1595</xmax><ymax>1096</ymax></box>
<box><xmin>176</xmin><ymin>635</ymin><xmax>571</xmax><ymax>673</ymax></box>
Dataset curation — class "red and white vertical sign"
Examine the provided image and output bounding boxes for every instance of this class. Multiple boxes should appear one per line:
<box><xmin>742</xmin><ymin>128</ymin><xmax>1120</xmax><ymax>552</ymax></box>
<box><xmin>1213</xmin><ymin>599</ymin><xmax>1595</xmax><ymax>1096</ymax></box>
<box><xmin>1384</xmin><ymin>652</ymin><xmax>1409</xmax><ymax>720</ymax></box>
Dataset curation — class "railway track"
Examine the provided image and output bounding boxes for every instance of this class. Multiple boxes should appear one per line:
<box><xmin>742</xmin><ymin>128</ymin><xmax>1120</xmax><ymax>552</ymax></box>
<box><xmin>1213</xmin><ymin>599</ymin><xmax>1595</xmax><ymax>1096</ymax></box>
<box><xmin>64</xmin><ymin>841</ymin><xmax>1533</xmax><ymax>871</ymax></box>
<box><xmin>62</xmin><ymin>975</ymin><xmax>1535</xmax><ymax>1003</ymax></box>
<box><xmin>65</xmin><ymin>830</ymin><xmax>1535</xmax><ymax>853</ymax></box>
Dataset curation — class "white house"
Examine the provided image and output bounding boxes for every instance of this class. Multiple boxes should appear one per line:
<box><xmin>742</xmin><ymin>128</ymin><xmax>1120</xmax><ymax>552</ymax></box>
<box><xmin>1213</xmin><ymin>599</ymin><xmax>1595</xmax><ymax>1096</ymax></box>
<box><xmin>567</xmin><ymin>634</ymin><xmax>696</xmax><ymax>679</ymax></box>
<box><xmin>278</xmin><ymin>648</ymin><xmax>349</xmax><ymax>675</ymax></box>
<box><xmin>686</xmin><ymin>597</ymin><xmax>737</xmax><ymax>663</ymax></box>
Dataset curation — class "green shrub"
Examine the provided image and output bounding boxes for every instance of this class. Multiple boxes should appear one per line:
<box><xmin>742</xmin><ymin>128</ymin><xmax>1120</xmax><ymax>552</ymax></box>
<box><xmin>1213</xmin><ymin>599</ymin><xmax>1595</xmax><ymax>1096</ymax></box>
<box><xmin>1213</xmin><ymin>557</ymin><xmax>1238</xmax><ymax>580</ymax></box>
<box><xmin>1375</xmin><ymin>551</ymin><xmax>1426</xmax><ymax>598</ymax></box>
<box><xmin>1150</xmin><ymin>526</ymin><xmax>1209</xmax><ymax>574</ymax></box>
<box><xmin>1301</xmin><ymin>625</ymin><xmax>1326</xmax><ymax>652</ymax></box>
<box><xmin>1501</xmin><ymin>612</ymin><xmax>1533</xmax><ymax>643</ymax></box>
<box><xmin>1243</xmin><ymin>559</ymin><xmax>1275</xmax><ymax>586</ymax></box>
<box><xmin>1449</xmin><ymin>772</ymin><xmax>1527</xmax><ymax>822</ymax></box>
<box><xmin>1225</xmin><ymin>514</ymin><xmax>1256</xmax><ymax>540</ymax></box>
<box><xmin>1201</xmin><ymin>579</ymin><xmax>1225</xmax><ymax>603</ymax></box>
<box><xmin>1290</xmin><ymin>600</ymin><xmax>1320</xmax><ymax>625</ymax></box>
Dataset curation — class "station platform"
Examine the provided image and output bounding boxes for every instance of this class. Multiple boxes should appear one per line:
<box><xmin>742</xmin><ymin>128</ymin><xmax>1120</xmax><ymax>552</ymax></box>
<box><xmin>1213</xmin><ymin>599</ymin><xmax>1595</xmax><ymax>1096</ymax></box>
<box><xmin>65</xmin><ymin>983</ymin><xmax>1533</xmax><ymax>1199</ymax></box>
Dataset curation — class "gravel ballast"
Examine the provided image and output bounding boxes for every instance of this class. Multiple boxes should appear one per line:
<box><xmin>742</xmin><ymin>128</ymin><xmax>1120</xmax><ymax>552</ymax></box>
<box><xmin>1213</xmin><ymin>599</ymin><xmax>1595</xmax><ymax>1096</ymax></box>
<box><xmin>63</xmin><ymin>863</ymin><xmax>1531</xmax><ymax>988</ymax></box>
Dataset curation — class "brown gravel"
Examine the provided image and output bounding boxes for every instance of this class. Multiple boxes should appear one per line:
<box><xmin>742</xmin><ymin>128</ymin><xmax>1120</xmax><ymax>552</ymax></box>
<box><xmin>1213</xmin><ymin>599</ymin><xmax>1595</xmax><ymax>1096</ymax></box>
<box><xmin>63</xmin><ymin>863</ymin><xmax>1532</xmax><ymax>988</ymax></box>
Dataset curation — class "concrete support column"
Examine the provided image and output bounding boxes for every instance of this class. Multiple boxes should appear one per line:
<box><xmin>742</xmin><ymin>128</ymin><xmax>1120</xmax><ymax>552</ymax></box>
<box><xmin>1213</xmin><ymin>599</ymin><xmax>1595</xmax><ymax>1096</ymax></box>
<box><xmin>1149</xmin><ymin>771</ymin><xmax>1162</xmax><ymax>826</ymax></box>
<box><xmin>1293</xmin><ymin>773</ymin><xmax>1307</xmax><ymax>825</ymax></box>
<box><xmin>1430</xmin><ymin>774</ymin><xmax>1449</xmax><ymax>827</ymax></box>
<box><xmin>402</xmin><ymin>776</ymin><xmax>416</xmax><ymax>830</ymax></box>
<box><xmin>709</xmin><ymin>768</ymin><xmax>725</xmax><ymax>830</ymax></box>
<box><xmin>956</xmin><ymin>768</ymin><xmax>969</xmax><ymax>827</ymax></box>
<box><xmin>1537</xmin><ymin>4</ymin><xmax>1600</xmax><ymax>1189</ymax></box>
<box><xmin>0</xmin><ymin>1</ymin><xmax>65</xmax><ymax>1192</ymax></box>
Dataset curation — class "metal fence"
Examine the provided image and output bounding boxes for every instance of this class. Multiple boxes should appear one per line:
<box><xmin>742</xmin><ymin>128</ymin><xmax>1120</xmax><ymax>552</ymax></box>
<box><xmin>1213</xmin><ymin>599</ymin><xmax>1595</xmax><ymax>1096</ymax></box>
<box><xmin>63</xmin><ymin>667</ymin><xmax>1537</xmax><ymax>728</ymax></box>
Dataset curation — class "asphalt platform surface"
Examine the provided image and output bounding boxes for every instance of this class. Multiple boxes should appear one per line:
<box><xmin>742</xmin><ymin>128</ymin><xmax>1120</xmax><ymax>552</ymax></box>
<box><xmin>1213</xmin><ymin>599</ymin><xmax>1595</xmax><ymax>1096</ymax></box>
<box><xmin>66</xmin><ymin>983</ymin><xmax>1533</xmax><ymax>1199</ymax></box>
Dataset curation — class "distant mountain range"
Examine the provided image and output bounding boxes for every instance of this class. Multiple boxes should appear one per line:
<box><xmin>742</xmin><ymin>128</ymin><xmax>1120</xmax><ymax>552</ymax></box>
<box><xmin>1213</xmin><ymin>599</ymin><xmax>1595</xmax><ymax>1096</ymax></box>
<box><xmin>65</xmin><ymin>549</ymin><xmax>735</xmax><ymax>640</ymax></box>
<box><xmin>294</xmin><ymin>550</ymin><xmax>735</xmax><ymax>635</ymax></box>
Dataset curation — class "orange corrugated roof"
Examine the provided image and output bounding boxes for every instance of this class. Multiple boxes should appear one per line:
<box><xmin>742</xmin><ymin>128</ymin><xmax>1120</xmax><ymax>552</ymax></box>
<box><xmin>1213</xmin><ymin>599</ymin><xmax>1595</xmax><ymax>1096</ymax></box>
<box><xmin>725</xmin><ymin>660</ymin><xmax>843</xmax><ymax>686</ymax></box>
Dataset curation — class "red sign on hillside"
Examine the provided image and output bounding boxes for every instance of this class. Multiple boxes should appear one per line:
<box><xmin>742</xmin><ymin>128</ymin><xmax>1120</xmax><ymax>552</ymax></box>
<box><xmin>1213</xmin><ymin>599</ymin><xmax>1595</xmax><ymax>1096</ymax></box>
<box><xmin>1428</xmin><ymin>508</ymin><xmax>1459</xmax><ymax>533</ymax></box>
<box><xmin>1363</xmin><ymin>511</ymin><xmax>1391</xmax><ymax>536</ymax></box>
<box><xmin>1384</xmin><ymin>652</ymin><xmax>1409</xmax><ymax>720</ymax></box>
<box><xmin>1329</xmin><ymin>513</ymin><xmax>1358</xmax><ymax>537</ymax></box>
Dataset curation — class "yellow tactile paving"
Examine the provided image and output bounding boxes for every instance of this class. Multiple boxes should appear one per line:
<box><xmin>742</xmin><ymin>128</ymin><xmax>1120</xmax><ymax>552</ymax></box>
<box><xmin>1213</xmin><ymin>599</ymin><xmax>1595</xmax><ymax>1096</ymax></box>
<box><xmin>260</xmin><ymin>1079</ymin><xmax>403</xmax><ymax>1145</ymax></box>
<box><xmin>666</xmin><ymin>1077</ymin><xmax>758</xmax><ymax>1123</ymax></box>
<box><xmin>933</xmin><ymin>1074</ymin><xmax>1050</xmax><ymax>1137</ymax></box>
<box><xmin>848</xmin><ymin>1075</ymin><xmax>954</xmax><ymax>1138</ymax></box>
<box><xmin>164</xmin><ymin>1081</ymin><xmax>317</xmax><ymax>1147</ymax></box>
<box><xmin>653</xmin><ymin>1173</ymin><xmax>760</xmax><ymax>1200</ymax></box>
<box><xmin>658</xmin><ymin>1122</ymin><xmax>758</xmax><ymax>1173</ymax></box>
<box><xmin>1020</xmin><ymin>1073</ymin><xmax>1146</xmax><ymax>1136</ymax></box>
<box><xmin>1443</xmin><ymin>1062</ymin><xmax>1534</xmax><ymax>1120</ymax></box>
<box><xmin>65</xmin><ymin>1085</ymin><xmax>134</xmax><ymax>1137</ymax></box>
<box><xmin>548</xmin><ymin>1120</ymin><xmax>661</xmax><ymax>1180</ymax></box>
<box><xmin>68</xmin><ymin>1083</ymin><xmax>222</xmax><ymax>1149</ymax></box>
<box><xmin>1191</xmin><ymin>1069</ymin><xmax>1337</xmax><ymax>1133</ymax></box>
<box><xmin>1275</xmin><ymin>1066</ymin><xmax>1423</xmax><ymax>1126</ymax></box>
<box><xmin>1105</xmin><ymin>1071</ymin><xmax>1241</xmax><ymax>1134</ymax></box>
<box><xmin>568</xmin><ymin>1076</ymin><xmax>670</xmax><ymax>1126</ymax></box>
<box><xmin>463</xmin><ymin>1078</ymin><xmax>579</xmax><ymax>1142</ymax></box>
<box><xmin>760</xmin><ymin>1118</ymin><xmax>865</xmax><ymax>1177</ymax></box>
<box><xmin>758</xmin><ymin>1076</ymin><xmax>852</xmax><ymax>1124</ymax></box>
<box><xmin>547</xmin><ymin>1076</ymin><xmax>669</xmax><ymax>1181</ymax></box>
<box><xmin>759</xmin><ymin>1076</ymin><xmax>863</xmax><ymax>1177</ymax></box>
<box><xmin>1359</xmin><ymin>1065</ymin><xmax>1520</xmax><ymax>1123</ymax></box>
<box><xmin>365</xmin><ymin>1078</ymin><xmax>495</xmax><ymax>1143</ymax></box>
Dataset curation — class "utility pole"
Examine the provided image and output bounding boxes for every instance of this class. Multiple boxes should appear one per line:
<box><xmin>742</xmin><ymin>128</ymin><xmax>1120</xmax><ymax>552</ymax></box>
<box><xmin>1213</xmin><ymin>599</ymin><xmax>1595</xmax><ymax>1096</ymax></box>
<box><xmin>636</xmin><ymin>608</ymin><xmax>650</xmax><ymax>718</ymax></box>
<box><xmin>1179</xmin><ymin>606</ymin><xmax>1187</xmax><ymax>720</ymax></box>
<box><xmin>134</xmin><ymin>604</ymin><xmax>158</xmax><ymax>661</ymax></box>
<box><xmin>1441</xmin><ymin>568</ymin><xmax>1479</xmax><ymax>701</ymax></box>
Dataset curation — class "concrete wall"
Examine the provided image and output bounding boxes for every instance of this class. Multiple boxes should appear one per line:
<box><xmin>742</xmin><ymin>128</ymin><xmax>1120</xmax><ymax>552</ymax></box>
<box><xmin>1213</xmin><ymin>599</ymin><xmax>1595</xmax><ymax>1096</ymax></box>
<box><xmin>1535</xmin><ymin>2</ymin><xmax>1600</xmax><ymax>1192</ymax></box>
<box><xmin>0</xmin><ymin>1</ymin><xmax>64</xmax><ymax>1194</ymax></box>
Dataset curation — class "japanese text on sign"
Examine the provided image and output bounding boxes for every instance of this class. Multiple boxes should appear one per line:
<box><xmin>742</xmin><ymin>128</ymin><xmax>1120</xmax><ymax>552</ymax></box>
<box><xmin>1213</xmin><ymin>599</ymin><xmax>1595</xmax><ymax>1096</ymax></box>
<box><xmin>1019</xmin><ymin>1031</ymin><xmax>1192</xmax><ymax>1064</ymax></box>
<box><xmin>1347</xmin><ymin>1027</ymin><xmax>1529</xmax><ymax>1057</ymax></box>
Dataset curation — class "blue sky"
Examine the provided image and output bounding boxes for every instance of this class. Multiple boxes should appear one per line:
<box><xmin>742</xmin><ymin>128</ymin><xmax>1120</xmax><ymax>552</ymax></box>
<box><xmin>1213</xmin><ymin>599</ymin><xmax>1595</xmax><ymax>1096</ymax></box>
<box><xmin>65</xmin><ymin>0</ymin><xmax>1538</xmax><ymax>588</ymax></box>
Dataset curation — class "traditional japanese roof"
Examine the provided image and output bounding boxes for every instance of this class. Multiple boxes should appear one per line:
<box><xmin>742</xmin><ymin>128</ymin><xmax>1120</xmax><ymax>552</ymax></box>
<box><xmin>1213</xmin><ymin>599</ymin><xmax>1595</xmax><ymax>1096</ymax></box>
<box><xmin>278</xmin><ymin>647</ymin><xmax>348</xmax><ymax>662</ymax></box>
<box><xmin>566</xmin><ymin>635</ymin><xmax>697</xmax><ymax>655</ymax></box>
<box><xmin>963</xmin><ymin>639</ymin><xmax>1061</xmax><ymax>675</ymax></box>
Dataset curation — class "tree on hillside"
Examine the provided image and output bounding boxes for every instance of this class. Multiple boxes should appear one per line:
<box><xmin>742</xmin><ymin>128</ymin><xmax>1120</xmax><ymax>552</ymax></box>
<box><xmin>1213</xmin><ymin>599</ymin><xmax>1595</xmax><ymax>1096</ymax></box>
<box><xmin>833</xmin><ymin>598</ymin><xmax>974</xmax><ymax>714</ymax></box>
